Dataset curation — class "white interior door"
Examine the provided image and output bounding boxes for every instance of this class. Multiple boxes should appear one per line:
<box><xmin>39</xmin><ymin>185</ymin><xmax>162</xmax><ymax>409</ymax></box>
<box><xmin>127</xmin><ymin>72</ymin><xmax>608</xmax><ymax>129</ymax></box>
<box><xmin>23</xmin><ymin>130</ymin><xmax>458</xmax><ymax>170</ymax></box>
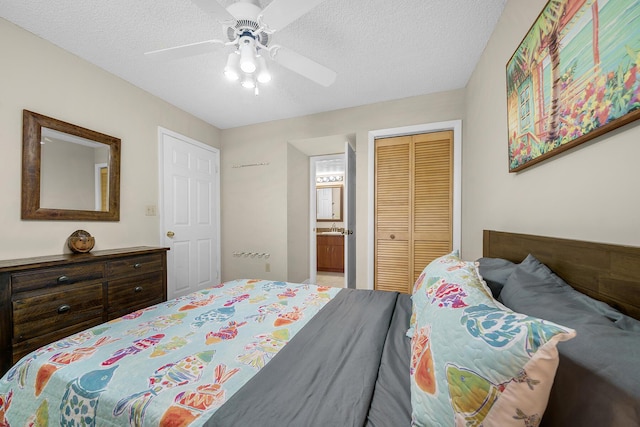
<box><xmin>160</xmin><ymin>128</ymin><xmax>220</xmax><ymax>299</ymax></box>
<box><xmin>344</xmin><ymin>141</ymin><xmax>356</xmax><ymax>288</ymax></box>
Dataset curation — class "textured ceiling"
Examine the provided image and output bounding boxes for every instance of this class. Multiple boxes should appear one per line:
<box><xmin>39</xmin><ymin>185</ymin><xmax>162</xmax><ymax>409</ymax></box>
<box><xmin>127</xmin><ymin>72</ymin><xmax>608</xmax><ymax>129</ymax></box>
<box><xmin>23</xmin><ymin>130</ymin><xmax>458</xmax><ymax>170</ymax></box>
<box><xmin>0</xmin><ymin>0</ymin><xmax>506</xmax><ymax>129</ymax></box>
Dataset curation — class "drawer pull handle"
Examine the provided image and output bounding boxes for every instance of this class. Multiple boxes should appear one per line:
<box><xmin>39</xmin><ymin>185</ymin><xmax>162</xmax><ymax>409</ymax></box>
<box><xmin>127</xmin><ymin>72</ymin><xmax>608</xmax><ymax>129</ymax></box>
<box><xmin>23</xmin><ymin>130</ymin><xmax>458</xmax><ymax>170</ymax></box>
<box><xmin>134</xmin><ymin>286</ymin><xmax>144</xmax><ymax>293</ymax></box>
<box><xmin>57</xmin><ymin>304</ymin><xmax>71</xmax><ymax>314</ymax></box>
<box><xmin>133</xmin><ymin>263</ymin><xmax>142</xmax><ymax>269</ymax></box>
<box><xmin>57</xmin><ymin>275</ymin><xmax>70</xmax><ymax>283</ymax></box>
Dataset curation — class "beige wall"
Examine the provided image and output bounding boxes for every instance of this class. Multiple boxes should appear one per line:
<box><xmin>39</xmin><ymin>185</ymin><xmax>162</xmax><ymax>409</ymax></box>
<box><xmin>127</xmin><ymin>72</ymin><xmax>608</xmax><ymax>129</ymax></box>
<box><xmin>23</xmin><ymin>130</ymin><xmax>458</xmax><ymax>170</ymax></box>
<box><xmin>221</xmin><ymin>90</ymin><xmax>466</xmax><ymax>286</ymax></box>
<box><xmin>287</xmin><ymin>144</ymin><xmax>310</xmax><ymax>283</ymax></box>
<box><xmin>462</xmin><ymin>0</ymin><xmax>640</xmax><ymax>260</ymax></box>
<box><xmin>0</xmin><ymin>18</ymin><xmax>220</xmax><ymax>259</ymax></box>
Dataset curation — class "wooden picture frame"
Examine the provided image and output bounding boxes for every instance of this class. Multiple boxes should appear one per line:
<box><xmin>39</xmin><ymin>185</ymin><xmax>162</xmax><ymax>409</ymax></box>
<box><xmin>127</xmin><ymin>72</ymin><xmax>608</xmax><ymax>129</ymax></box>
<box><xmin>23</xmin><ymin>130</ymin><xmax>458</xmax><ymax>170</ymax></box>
<box><xmin>506</xmin><ymin>0</ymin><xmax>640</xmax><ymax>172</ymax></box>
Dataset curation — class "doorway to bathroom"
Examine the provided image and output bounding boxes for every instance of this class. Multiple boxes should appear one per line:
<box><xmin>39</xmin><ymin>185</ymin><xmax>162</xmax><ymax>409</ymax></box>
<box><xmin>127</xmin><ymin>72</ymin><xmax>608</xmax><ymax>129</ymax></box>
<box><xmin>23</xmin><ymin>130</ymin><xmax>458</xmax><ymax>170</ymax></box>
<box><xmin>309</xmin><ymin>141</ymin><xmax>355</xmax><ymax>288</ymax></box>
<box><xmin>288</xmin><ymin>133</ymin><xmax>356</xmax><ymax>288</ymax></box>
<box><xmin>314</xmin><ymin>154</ymin><xmax>345</xmax><ymax>287</ymax></box>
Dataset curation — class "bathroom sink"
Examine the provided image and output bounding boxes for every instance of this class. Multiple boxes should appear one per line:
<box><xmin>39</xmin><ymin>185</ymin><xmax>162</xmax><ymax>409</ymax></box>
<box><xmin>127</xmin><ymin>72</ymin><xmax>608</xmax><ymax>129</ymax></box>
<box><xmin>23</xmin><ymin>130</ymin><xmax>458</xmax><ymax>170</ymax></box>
<box><xmin>320</xmin><ymin>231</ymin><xmax>343</xmax><ymax>235</ymax></box>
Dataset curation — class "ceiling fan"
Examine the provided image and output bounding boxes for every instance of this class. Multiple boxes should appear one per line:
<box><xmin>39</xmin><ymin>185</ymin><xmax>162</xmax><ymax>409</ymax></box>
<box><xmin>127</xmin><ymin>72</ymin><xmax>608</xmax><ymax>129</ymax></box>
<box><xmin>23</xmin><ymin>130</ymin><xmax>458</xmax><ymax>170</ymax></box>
<box><xmin>145</xmin><ymin>0</ymin><xmax>337</xmax><ymax>93</ymax></box>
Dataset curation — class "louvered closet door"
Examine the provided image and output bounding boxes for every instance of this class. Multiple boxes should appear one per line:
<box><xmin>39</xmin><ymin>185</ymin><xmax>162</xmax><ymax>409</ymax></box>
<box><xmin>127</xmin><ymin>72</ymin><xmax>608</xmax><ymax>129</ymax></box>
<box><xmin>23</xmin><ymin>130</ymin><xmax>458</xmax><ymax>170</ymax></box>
<box><xmin>374</xmin><ymin>131</ymin><xmax>453</xmax><ymax>294</ymax></box>
<box><xmin>375</xmin><ymin>136</ymin><xmax>411</xmax><ymax>293</ymax></box>
<box><xmin>412</xmin><ymin>131</ymin><xmax>453</xmax><ymax>283</ymax></box>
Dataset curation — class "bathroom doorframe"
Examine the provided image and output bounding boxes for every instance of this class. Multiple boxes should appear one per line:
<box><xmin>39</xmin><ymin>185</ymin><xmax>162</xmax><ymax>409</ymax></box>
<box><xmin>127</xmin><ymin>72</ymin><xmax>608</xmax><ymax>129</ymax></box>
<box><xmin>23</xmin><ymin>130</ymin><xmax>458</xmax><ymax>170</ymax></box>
<box><xmin>309</xmin><ymin>153</ymin><xmax>345</xmax><ymax>285</ymax></box>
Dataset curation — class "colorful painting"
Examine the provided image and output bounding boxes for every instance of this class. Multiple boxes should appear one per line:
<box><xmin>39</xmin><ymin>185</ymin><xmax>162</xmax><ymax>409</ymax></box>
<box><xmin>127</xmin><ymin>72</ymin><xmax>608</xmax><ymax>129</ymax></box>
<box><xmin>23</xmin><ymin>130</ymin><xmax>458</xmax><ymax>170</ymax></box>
<box><xmin>506</xmin><ymin>0</ymin><xmax>640</xmax><ymax>172</ymax></box>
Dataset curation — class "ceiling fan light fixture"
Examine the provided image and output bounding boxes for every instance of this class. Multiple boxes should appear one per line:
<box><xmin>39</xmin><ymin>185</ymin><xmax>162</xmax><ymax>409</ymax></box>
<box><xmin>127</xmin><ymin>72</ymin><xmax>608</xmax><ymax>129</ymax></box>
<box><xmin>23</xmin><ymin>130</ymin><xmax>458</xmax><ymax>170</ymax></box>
<box><xmin>241</xmin><ymin>74</ymin><xmax>256</xmax><ymax>89</ymax></box>
<box><xmin>239</xmin><ymin>38</ymin><xmax>257</xmax><ymax>73</ymax></box>
<box><xmin>223</xmin><ymin>52</ymin><xmax>240</xmax><ymax>81</ymax></box>
<box><xmin>256</xmin><ymin>55</ymin><xmax>271</xmax><ymax>83</ymax></box>
<box><xmin>144</xmin><ymin>0</ymin><xmax>338</xmax><ymax>95</ymax></box>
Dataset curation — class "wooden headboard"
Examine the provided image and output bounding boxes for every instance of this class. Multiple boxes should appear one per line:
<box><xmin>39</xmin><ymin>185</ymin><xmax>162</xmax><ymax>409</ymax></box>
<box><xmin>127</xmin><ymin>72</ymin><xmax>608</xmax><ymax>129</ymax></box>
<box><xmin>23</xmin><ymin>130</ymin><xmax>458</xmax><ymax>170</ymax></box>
<box><xmin>483</xmin><ymin>230</ymin><xmax>640</xmax><ymax>320</ymax></box>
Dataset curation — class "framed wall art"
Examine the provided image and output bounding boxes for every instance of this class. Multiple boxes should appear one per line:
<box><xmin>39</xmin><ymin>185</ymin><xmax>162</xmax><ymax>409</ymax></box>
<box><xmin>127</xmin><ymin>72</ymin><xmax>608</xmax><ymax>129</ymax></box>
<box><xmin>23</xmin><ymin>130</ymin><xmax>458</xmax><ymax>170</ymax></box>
<box><xmin>506</xmin><ymin>0</ymin><xmax>640</xmax><ymax>172</ymax></box>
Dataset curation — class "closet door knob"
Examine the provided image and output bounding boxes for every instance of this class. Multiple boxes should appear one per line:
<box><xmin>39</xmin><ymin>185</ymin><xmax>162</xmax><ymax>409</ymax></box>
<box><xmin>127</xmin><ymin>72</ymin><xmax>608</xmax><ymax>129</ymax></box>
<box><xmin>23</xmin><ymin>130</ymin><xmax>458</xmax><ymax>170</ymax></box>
<box><xmin>166</xmin><ymin>231</ymin><xmax>175</xmax><ymax>238</ymax></box>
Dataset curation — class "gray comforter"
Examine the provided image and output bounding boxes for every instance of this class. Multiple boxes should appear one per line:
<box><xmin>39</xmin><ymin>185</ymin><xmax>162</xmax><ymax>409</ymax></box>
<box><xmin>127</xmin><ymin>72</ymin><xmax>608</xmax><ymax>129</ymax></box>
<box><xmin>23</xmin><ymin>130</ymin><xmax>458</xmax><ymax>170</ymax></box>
<box><xmin>205</xmin><ymin>289</ymin><xmax>413</xmax><ymax>427</ymax></box>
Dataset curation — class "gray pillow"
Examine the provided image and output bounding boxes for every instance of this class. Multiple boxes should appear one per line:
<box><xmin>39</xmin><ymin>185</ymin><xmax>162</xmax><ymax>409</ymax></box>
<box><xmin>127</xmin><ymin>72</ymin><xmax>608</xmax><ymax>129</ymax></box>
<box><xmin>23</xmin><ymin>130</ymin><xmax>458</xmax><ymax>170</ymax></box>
<box><xmin>475</xmin><ymin>257</ymin><xmax>517</xmax><ymax>298</ymax></box>
<box><xmin>501</xmin><ymin>255</ymin><xmax>640</xmax><ymax>398</ymax></box>
<box><xmin>505</xmin><ymin>254</ymin><xmax>640</xmax><ymax>332</ymax></box>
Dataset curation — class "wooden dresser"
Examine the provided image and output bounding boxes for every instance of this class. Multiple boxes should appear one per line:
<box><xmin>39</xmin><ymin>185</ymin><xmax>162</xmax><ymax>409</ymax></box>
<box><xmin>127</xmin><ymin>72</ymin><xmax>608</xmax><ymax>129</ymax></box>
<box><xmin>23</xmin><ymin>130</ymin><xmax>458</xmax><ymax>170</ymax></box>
<box><xmin>0</xmin><ymin>247</ymin><xmax>168</xmax><ymax>376</ymax></box>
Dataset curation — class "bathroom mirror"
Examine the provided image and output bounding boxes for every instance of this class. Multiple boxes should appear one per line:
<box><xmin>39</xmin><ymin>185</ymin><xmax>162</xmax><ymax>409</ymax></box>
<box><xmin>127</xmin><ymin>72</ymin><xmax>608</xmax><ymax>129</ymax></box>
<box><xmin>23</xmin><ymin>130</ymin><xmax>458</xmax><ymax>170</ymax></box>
<box><xmin>22</xmin><ymin>110</ymin><xmax>121</xmax><ymax>221</ymax></box>
<box><xmin>316</xmin><ymin>185</ymin><xmax>343</xmax><ymax>221</ymax></box>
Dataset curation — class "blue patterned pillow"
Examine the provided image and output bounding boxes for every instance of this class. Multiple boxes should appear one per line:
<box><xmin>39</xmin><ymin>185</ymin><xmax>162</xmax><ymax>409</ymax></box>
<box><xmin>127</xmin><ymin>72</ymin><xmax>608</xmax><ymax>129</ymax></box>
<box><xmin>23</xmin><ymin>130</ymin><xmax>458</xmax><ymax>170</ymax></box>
<box><xmin>410</xmin><ymin>253</ymin><xmax>575</xmax><ymax>427</ymax></box>
<box><xmin>408</xmin><ymin>251</ymin><xmax>472</xmax><ymax>337</ymax></box>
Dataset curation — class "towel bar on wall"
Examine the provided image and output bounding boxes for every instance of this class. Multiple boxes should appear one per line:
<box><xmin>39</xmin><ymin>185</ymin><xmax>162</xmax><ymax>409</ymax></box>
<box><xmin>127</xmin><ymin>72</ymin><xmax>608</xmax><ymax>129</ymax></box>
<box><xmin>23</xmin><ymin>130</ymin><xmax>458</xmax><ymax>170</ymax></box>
<box><xmin>232</xmin><ymin>162</ymin><xmax>270</xmax><ymax>168</ymax></box>
<box><xmin>233</xmin><ymin>252</ymin><xmax>270</xmax><ymax>259</ymax></box>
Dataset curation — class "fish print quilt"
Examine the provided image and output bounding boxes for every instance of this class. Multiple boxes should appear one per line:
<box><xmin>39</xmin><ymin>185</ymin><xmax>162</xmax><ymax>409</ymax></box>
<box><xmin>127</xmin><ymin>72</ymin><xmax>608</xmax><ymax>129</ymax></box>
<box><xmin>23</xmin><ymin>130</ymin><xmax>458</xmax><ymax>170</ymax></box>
<box><xmin>0</xmin><ymin>279</ymin><xmax>340</xmax><ymax>426</ymax></box>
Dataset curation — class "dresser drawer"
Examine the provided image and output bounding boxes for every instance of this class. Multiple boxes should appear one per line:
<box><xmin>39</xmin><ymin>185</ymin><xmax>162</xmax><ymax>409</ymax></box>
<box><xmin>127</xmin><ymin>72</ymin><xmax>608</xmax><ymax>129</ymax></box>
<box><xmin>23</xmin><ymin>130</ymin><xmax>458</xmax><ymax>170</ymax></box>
<box><xmin>107</xmin><ymin>254</ymin><xmax>163</xmax><ymax>279</ymax></box>
<box><xmin>11</xmin><ymin>263</ymin><xmax>104</xmax><ymax>293</ymax></box>
<box><xmin>13</xmin><ymin>282</ymin><xmax>104</xmax><ymax>342</ymax></box>
<box><xmin>107</xmin><ymin>271</ymin><xmax>164</xmax><ymax>318</ymax></box>
<box><xmin>12</xmin><ymin>318</ymin><xmax>105</xmax><ymax>364</ymax></box>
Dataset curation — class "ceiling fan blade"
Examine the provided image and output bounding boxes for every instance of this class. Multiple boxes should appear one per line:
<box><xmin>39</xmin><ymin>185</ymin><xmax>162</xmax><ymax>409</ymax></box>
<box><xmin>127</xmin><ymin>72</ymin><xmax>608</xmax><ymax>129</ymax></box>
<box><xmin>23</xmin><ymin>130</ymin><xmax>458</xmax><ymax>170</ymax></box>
<box><xmin>270</xmin><ymin>46</ymin><xmax>336</xmax><ymax>87</ymax></box>
<box><xmin>145</xmin><ymin>39</ymin><xmax>225</xmax><ymax>61</ymax></box>
<box><xmin>190</xmin><ymin>0</ymin><xmax>235</xmax><ymax>22</ymax></box>
<box><xmin>260</xmin><ymin>0</ymin><xmax>327</xmax><ymax>31</ymax></box>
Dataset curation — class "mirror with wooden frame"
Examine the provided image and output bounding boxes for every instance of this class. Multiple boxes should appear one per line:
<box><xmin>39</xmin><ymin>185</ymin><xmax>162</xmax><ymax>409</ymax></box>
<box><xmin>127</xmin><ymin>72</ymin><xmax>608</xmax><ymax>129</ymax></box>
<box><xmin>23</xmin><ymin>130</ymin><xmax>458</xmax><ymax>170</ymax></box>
<box><xmin>22</xmin><ymin>110</ymin><xmax>121</xmax><ymax>221</ymax></box>
<box><xmin>316</xmin><ymin>185</ymin><xmax>343</xmax><ymax>221</ymax></box>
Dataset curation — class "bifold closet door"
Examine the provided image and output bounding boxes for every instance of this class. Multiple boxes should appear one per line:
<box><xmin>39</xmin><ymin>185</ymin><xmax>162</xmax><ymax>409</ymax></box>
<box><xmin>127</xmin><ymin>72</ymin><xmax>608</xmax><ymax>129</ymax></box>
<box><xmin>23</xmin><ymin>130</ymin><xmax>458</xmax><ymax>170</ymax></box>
<box><xmin>375</xmin><ymin>136</ymin><xmax>411</xmax><ymax>293</ymax></box>
<box><xmin>411</xmin><ymin>131</ymin><xmax>453</xmax><ymax>284</ymax></box>
<box><xmin>374</xmin><ymin>131</ymin><xmax>453</xmax><ymax>294</ymax></box>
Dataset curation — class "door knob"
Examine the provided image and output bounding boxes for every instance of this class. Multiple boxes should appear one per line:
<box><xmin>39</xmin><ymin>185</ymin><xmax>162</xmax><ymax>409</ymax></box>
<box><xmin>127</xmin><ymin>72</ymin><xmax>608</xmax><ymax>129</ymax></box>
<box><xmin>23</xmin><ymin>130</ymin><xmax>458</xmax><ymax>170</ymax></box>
<box><xmin>166</xmin><ymin>231</ymin><xmax>175</xmax><ymax>238</ymax></box>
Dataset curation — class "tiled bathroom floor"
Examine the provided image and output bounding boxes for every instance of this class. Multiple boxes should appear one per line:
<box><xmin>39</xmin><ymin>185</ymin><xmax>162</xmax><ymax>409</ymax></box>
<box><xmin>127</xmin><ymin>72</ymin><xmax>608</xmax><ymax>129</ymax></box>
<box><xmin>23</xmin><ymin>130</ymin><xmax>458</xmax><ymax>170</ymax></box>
<box><xmin>316</xmin><ymin>272</ymin><xmax>344</xmax><ymax>288</ymax></box>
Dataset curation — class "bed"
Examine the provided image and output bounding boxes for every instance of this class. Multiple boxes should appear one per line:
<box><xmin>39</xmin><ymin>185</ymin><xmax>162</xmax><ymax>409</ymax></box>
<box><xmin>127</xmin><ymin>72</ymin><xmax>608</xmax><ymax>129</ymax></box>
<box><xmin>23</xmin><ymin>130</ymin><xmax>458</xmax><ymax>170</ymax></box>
<box><xmin>481</xmin><ymin>230</ymin><xmax>640</xmax><ymax>427</ymax></box>
<box><xmin>0</xmin><ymin>230</ymin><xmax>638</xmax><ymax>426</ymax></box>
